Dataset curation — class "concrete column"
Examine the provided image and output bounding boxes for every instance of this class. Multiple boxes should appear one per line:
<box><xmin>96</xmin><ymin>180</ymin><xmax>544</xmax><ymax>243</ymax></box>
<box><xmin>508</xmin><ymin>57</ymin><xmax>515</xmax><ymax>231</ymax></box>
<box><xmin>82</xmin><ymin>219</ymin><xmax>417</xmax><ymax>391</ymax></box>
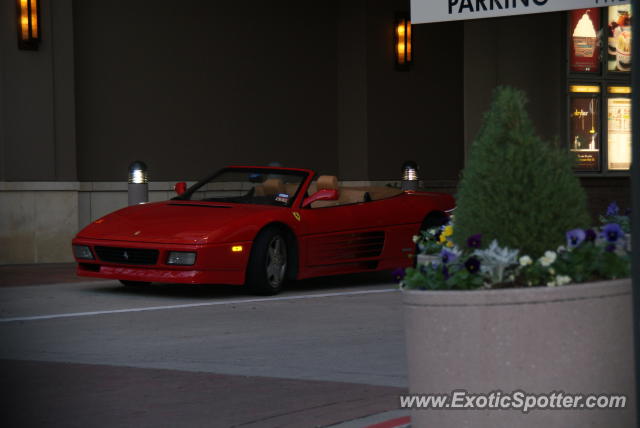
<box><xmin>337</xmin><ymin>0</ymin><xmax>369</xmax><ymax>180</ymax></box>
<box><xmin>51</xmin><ymin>0</ymin><xmax>77</xmax><ymax>181</ymax></box>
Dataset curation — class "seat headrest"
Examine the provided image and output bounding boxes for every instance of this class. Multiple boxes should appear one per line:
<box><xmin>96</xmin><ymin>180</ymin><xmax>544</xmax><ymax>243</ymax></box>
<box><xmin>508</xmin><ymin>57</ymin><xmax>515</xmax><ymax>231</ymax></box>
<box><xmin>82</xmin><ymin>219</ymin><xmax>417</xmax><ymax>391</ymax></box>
<box><xmin>316</xmin><ymin>175</ymin><xmax>338</xmax><ymax>190</ymax></box>
<box><xmin>262</xmin><ymin>178</ymin><xmax>285</xmax><ymax>196</ymax></box>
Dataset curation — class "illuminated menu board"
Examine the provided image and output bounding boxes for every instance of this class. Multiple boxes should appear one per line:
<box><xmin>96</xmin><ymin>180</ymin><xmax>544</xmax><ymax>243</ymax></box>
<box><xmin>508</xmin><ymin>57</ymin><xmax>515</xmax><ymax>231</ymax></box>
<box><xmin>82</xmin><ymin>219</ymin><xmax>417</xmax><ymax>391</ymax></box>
<box><xmin>607</xmin><ymin>90</ymin><xmax>631</xmax><ymax>170</ymax></box>
<box><xmin>570</xmin><ymin>9</ymin><xmax>601</xmax><ymax>73</ymax></box>
<box><xmin>607</xmin><ymin>5</ymin><xmax>632</xmax><ymax>73</ymax></box>
<box><xmin>569</xmin><ymin>86</ymin><xmax>600</xmax><ymax>171</ymax></box>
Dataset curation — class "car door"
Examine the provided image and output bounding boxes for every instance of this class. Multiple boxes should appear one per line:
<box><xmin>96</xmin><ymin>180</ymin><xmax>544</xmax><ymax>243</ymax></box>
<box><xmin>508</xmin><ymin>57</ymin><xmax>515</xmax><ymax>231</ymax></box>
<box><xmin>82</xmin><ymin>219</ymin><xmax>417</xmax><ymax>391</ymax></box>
<box><xmin>295</xmin><ymin>197</ymin><xmax>418</xmax><ymax>276</ymax></box>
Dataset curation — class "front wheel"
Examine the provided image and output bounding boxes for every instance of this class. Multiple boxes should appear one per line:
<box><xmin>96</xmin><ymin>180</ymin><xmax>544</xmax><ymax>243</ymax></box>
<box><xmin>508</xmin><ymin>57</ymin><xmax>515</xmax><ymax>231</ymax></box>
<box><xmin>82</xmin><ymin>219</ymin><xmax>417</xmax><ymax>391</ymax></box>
<box><xmin>246</xmin><ymin>228</ymin><xmax>288</xmax><ymax>295</ymax></box>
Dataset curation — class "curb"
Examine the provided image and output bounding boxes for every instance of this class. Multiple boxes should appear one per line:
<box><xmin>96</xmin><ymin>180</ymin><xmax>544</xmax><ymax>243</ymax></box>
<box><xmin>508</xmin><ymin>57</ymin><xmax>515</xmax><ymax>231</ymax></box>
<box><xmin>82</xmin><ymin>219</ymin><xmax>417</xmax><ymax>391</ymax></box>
<box><xmin>328</xmin><ymin>410</ymin><xmax>410</xmax><ymax>428</ymax></box>
<box><xmin>364</xmin><ymin>415</ymin><xmax>411</xmax><ymax>428</ymax></box>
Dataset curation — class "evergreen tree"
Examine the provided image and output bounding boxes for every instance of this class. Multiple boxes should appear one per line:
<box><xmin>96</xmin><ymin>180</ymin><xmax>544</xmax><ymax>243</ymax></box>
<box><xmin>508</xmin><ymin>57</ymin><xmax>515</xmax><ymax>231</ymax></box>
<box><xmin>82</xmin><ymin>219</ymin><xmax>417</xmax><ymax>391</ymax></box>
<box><xmin>453</xmin><ymin>87</ymin><xmax>590</xmax><ymax>258</ymax></box>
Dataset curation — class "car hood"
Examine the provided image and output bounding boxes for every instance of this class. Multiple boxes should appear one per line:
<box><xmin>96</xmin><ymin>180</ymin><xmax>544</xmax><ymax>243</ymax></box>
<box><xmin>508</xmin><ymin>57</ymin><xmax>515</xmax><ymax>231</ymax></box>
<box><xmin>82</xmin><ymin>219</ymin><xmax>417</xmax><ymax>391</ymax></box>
<box><xmin>77</xmin><ymin>201</ymin><xmax>283</xmax><ymax>245</ymax></box>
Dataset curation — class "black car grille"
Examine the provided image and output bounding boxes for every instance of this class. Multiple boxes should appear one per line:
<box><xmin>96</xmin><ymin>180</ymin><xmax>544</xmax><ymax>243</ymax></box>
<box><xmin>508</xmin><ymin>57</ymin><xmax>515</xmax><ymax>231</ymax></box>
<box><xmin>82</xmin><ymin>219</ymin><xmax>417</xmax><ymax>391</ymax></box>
<box><xmin>94</xmin><ymin>246</ymin><xmax>159</xmax><ymax>265</ymax></box>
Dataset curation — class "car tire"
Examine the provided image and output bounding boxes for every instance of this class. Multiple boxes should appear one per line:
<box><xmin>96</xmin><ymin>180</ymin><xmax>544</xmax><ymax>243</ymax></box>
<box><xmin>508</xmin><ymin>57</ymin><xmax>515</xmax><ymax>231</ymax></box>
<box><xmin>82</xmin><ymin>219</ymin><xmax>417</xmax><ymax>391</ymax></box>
<box><xmin>421</xmin><ymin>212</ymin><xmax>448</xmax><ymax>231</ymax></box>
<box><xmin>246</xmin><ymin>227</ymin><xmax>288</xmax><ymax>295</ymax></box>
<box><xmin>119</xmin><ymin>280</ymin><xmax>151</xmax><ymax>287</ymax></box>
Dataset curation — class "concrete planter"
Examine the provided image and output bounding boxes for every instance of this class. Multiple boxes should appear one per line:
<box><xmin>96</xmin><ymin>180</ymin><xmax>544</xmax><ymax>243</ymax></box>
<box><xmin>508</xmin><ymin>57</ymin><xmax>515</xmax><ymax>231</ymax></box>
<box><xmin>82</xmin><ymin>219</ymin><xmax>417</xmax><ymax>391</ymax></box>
<box><xmin>403</xmin><ymin>278</ymin><xmax>635</xmax><ymax>427</ymax></box>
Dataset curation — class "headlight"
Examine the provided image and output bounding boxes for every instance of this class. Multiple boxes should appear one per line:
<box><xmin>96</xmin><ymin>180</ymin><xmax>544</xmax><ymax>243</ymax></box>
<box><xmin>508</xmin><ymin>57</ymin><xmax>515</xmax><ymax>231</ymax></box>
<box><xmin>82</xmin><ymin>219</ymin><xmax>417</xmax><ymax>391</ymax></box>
<box><xmin>167</xmin><ymin>251</ymin><xmax>196</xmax><ymax>266</ymax></box>
<box><xmin>73</xmin><ymin>245</ymin><xmax>94</xmax><ymax>260</ymax></box>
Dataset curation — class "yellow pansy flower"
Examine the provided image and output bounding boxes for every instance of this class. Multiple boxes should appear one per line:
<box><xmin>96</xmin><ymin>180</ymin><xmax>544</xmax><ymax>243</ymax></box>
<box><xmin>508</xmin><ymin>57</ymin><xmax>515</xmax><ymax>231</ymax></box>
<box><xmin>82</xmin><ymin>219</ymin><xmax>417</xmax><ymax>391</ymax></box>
<box><xmin>443</xmin><ymin>225</ymin><xmax>453</xmax><ymax>237</ymax></box>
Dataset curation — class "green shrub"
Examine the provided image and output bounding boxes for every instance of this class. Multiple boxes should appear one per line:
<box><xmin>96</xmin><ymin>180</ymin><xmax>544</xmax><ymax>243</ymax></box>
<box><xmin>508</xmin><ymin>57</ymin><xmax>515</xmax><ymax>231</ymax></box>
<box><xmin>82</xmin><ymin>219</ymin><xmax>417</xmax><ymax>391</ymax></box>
<box><xmin>453</xmin><ymin>86</ymin><xmax>590</xmax><ymax>258</ymax></box>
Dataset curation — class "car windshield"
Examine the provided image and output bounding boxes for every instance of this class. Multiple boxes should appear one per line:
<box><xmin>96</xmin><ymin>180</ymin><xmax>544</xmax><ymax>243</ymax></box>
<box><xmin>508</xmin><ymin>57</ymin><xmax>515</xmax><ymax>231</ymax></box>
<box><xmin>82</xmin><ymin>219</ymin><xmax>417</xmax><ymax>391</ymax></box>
<box><xmin>176</xmin><ymin>168</ymin><xmax>307</xmax><ymax>207</ymax></box>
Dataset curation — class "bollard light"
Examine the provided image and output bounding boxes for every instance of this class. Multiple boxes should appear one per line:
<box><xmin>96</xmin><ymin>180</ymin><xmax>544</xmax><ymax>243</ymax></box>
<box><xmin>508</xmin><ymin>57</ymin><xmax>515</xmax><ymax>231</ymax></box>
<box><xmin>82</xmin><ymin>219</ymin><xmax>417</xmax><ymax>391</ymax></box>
<box><xmin>128</xmin><ymin>161</ymin><xmax>149</xmax><ymax>205</ymax></box>
<box><xmin>401</xmin><ymin>160</ymin><xmax>419</xmax><ymax>191</ymax></box>
<box><xmin>128</xmin><ymin>161</ymin><xmax>148</xmax><ymax>184</ymax></box>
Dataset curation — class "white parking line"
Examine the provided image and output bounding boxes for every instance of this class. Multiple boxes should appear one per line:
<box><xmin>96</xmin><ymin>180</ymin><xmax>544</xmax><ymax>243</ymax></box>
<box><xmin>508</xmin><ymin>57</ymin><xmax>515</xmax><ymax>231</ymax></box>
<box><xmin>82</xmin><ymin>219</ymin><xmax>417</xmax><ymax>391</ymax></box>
<box><xmin>0</xmin><ymin>288</ymin><xmax>398</xmax><ymax>323</ymax></box>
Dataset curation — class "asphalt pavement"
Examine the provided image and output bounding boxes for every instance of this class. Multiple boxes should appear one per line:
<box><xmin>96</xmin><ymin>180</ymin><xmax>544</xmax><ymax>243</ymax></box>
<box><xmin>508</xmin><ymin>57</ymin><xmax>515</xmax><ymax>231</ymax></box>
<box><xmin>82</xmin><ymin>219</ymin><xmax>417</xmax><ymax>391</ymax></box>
<box><xmin>0</xmin><ymin>264</ymin><xmax>411</xmax><ymax>427</ymax></box>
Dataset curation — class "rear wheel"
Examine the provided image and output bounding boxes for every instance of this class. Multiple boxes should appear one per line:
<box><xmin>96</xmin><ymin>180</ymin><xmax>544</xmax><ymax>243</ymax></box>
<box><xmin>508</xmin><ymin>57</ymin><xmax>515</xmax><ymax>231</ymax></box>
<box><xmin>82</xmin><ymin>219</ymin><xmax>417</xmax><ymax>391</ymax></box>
<box><xmin>119</xmin><ymin>280</ymin><xmax>151</xmax><ymax>287</ymax></box>
<box><xmin>246</xmin><ymin>227</ymin><xmax>288</xmax><ymax>295</ymax></box>
<box><xmin>421</xmin><ymin>212</ymin><xmax>449</xmax><ymax>232</ymax></box>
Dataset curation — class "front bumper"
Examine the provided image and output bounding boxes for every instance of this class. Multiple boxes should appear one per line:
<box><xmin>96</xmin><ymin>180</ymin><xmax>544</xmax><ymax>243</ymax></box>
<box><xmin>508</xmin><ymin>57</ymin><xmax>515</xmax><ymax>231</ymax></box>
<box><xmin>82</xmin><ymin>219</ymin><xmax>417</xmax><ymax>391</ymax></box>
<box><xmin>72</xmin><ymin>238</ymin><xmax>252</xmax><ymax>285</ymax></box>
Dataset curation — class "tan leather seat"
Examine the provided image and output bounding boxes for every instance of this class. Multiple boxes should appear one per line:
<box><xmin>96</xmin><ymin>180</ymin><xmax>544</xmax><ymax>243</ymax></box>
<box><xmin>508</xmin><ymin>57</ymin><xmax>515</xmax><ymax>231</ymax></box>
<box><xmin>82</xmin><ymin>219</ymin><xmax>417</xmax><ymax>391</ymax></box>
<box><xmin>310</xmin><ymin>175</ymin><xmax>368</xmax><ymax>208</ymax></box>
<box><xmin>255</xmin><ymin>178</ymin><xmax>285</xmax><ymax>197</ymax></box>
<box><xmin>317</xmin><ymin>175</ymin><xmax>338</xmax><ymax>191</ymax></box>
<box><xmin>263</xmin><ymin>178</ymin><xmax>285</xmax><ymax>195</ymax></box>
<box><xmin>284</xmin><ymin>183</ymin><xmax>299</xmax><ymax>196</ymax></box>
<box><xmin>311</xmin><ymin>175</ymin><xmax>340</xmax><ymax>208</ymax></box>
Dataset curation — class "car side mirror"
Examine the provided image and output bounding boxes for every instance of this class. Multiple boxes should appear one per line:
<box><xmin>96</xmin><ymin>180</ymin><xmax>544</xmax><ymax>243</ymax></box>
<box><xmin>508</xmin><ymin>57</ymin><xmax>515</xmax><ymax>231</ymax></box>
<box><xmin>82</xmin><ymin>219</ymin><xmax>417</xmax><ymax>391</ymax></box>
<box><xmin>302</xmin><ymin>189</ymin><xmax>339</xmax><ymax>208</ymax></box>
<box><xmin>174</xmin><ymin>182</ymin><xmax>187</xmax><ymax>195</ymax></box>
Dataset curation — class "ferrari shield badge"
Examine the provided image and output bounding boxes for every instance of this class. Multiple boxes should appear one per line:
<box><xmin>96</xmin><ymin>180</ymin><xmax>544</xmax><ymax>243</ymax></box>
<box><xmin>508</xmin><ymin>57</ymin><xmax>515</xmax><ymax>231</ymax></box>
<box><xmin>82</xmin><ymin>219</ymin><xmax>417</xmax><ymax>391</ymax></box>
<box><xmin>292</xmin><ymin>212</ymin><xmax>301</xmax><ymax>222</ymax></box>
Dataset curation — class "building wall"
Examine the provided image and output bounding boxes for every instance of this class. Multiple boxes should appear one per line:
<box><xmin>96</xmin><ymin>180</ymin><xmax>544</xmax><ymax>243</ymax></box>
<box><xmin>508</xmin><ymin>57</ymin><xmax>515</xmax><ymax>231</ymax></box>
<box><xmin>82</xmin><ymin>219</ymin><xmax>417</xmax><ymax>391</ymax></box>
<box><xmin>3</xmin><ymin>0</ymin><xmax>466</xmax><ymax>186</ymax></box>
<box><xmin>71</xmin><ymin>0</ymin><xmax>464</xmax><ymax>183</ymax></box>
<box><xmin>581</xmin><ymin>177</ymin><xmax>632</xmax><ymax>221</ymax></box>
<box><xmin>366</xmin><ymin>1</ymin><xmax>464</xmax><ymax>182</ymax></box>
<box><xmin>0</xmin><ymin>184</ymin><xmax>78</xmax><ymax>263</ymax></box>
<box><xmin>0</xmin><ymin>0</ymin><xmax>76</xmax><ymax>182</ymax></box>
<box><xmin>335</xmin><ymin>0</ymin><xmax>465</xmax><ymax>182</ymax></box>
<box><xmin>463</xmin><ymin>12</ymin><xmax>565</xmax><ymax>154</ymax></box>
<box><xmin>73</xmin><ymin>0</ymin><xmax>340</xmax><ymax>181</ymax></box>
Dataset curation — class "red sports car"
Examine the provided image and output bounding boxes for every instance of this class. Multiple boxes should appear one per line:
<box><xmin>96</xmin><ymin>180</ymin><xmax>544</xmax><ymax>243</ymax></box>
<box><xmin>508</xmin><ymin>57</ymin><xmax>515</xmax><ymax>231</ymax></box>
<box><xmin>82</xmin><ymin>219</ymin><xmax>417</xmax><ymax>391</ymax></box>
<box><xmin>72</xmin><ymin>166</ymin><xmax>454</xmax><ymax>294</ymax></box>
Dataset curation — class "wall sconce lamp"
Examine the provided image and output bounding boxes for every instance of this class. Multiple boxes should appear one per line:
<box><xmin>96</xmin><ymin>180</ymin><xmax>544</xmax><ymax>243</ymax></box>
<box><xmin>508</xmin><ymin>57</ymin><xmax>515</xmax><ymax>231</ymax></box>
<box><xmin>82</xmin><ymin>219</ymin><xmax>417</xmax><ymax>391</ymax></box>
<box><xmin>394</xmin><ymin>12</ymin><xmax>412</xmax><ymax>71</ymax></box>
<box><xmin>16</xmin><ymin>0</ymin><xmax>40</xmax><ymax>50</ymax></box>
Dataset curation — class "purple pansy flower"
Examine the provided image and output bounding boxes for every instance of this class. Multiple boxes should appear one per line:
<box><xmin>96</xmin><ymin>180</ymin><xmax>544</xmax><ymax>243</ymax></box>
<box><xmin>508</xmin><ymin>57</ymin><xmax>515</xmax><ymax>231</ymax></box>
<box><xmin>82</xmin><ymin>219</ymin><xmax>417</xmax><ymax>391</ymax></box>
<box><xmin>442</xmin><ymin>265</ymin><xmax>450</xmax><ymax>280</ymax></box>
<box><xmin>441</xmin><ymin>248</ymin><xmax>459</xmax><ymax>264</ymax></box>
<box><xmin>464</xmin><ymin>256</ymin><xmax>481</xmax><ymax>274</ymax></box>
<box><xmin>602</xmin><ymin>223</ymin><xmax>623</xmax><ymax>243</ymax></box>
<box><xmin>467</xmin><ymin>234</ymin><xmax>482</xmax><ymax>249</ymax></box>
<box><xmin>392</xmin><ymin>268</ymin><xmax>405</xmax><ymax>281</ymax></box>
<box><xmin>606</xmin><ymin>201</ymin><xmax>620</xmax><ymax>217</ymax></box>
<box><xmin>566</xmin><ymin>228</ymin><xmax>586</xmax><ymax>248</ymax></box>
<box><xmin>585</xmin><ymin>229</ymin><xmax>597</xmax><ymax>242</ymax></box>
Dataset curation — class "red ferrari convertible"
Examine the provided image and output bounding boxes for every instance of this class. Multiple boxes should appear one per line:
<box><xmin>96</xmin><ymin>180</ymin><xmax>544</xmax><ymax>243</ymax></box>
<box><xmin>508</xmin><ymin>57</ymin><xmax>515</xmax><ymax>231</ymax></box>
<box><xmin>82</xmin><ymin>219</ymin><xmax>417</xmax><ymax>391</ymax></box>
<box><xmin>72</xmin><ymin>166</ymin><xmax>454</xmax><ymax>294</ymax></box>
